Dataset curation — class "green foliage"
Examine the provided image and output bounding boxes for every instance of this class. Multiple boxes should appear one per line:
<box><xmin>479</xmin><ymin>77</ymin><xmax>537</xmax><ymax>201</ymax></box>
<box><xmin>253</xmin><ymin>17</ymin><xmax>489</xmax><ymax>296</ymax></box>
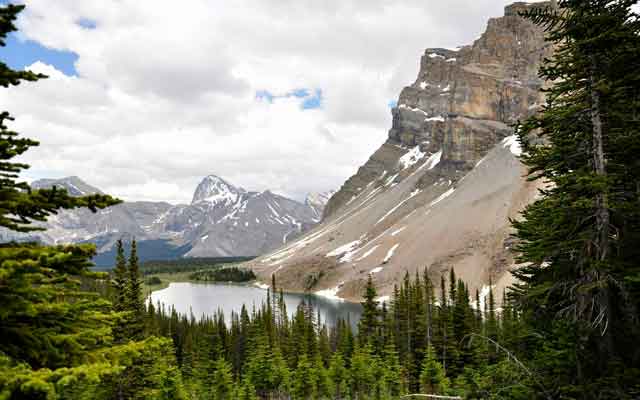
<box><xmin>126</xmin><ymin>239</ymin><xmax>146</xmax><ymax>340</ymax></box>
<box><xmin>137</xmin><ymin>256</ymin><xmax>255</xmax><ymax>275</ymax></box>
<box><xmin>189</xmin><ymin>266</ymin><xmax>256</xmax><ymax>283</ymax></box>
<box><xmin>0</xmin><ymin>5</ymin><xmax>185</xmax><ymax>399</ymax></box>
<box><xmin>419</xmin><ymin>345</ymin><xmax>449</xmax><ymax>395</ymax></box>
<box><xmin>211</xmin><ymin>357</ymin><xmax>234</xmax><ymax>400</ymax></box>
<box><xmin>358</xmin><ymin>273</ymin><xmax>380</xmax><ymax>346</ymax></box>
<box><xmin>512</xmin><ymin>0</ymin><xmax>640</xmax><ymax>397</ymax></box>
<box><xmin>145</xmin><ymin>276</ymin><xmax>163</xmax><ymax>285</ymax></box>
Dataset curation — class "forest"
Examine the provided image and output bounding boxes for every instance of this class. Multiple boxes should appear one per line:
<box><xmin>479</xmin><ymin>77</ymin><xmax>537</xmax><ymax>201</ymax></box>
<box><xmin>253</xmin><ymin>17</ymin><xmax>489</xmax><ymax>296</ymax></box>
<box><xmin>1</xmin><ymin>1</ymin><xmax>639</xmax><ymax>399</ymax></box>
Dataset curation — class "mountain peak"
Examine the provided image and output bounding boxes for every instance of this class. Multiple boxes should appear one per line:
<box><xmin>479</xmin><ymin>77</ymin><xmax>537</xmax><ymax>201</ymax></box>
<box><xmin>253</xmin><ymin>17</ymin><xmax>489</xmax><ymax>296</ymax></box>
<box><xmin>31</xmin><ymin>176</ymin><xmax>103</xmax><ymax>197</ymax></box>
<box><xmin>191</xmin><ymin>175</ymin><xmax>245</xmax><ymax>205</ymax></box>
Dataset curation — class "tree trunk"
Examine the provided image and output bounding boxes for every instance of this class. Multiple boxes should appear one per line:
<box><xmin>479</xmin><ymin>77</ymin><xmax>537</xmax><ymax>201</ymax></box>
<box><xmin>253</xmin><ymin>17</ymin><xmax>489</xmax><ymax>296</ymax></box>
<box><xmin>590</xmin><ymin>62</ymin><xmax>609</xmax><ymax>263</ymax></box>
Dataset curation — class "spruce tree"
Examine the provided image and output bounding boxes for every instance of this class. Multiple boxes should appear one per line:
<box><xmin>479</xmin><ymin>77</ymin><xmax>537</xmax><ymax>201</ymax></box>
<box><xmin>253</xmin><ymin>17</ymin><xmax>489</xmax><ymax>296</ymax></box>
<box><xmin>127</xmin><ymin>238</ymin><xmax>145</xmax><ymax>339</ymax></box>
<box><xmin>328</xmin><ymin>352</ymin><xmax>349</xmax><ymax>399</ymax></box>
<box><xmin>419</xmin><ymin>345</ymin><xmax>450</xmax><ymax>395</ymax></box>
<box><xmin>211</xmin><ymin>357</ymin><xmax>234</xmax><ymax>400</ymax></box>
<box><xmin>358</xmin><ymin>273</ymin><xmax>380</xmax><ymax>346</ymax></box>
<box><xmin>112</xmin><ymin>239</ymin><xmax>128</xmax><ymax>312</ymax></box>
<box><xmin>513</xmin><ymin>0</ymin><xmax>640</xmax><ymax>395</ymax></box>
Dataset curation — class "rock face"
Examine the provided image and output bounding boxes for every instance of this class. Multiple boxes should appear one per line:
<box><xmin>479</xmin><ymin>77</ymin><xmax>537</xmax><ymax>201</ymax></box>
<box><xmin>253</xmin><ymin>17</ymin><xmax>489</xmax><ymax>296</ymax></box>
<box><xmin>8</xmin><ymin>175</ymin><xmax>329</xmax><ymax>265</ymax></box>
<box><xmin>250</xmin><ymin>2</ymin><xmax>552</xmax><ymax>301</ymax></box>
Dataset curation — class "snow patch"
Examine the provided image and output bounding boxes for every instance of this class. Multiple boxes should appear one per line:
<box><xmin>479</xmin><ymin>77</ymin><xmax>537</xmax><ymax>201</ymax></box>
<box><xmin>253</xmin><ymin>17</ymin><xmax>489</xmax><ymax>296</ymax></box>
<box><xmin>428</xmin><ymin>52</ymin><xmax>445</xmax><ymax>59</ymax></box>
<box><xmin>383</xmin><ymin>244</ymin><xmax>400</xmax><ymax>264</ymax></box>
<box><xmin>370</xmin><ymin>267</ymin><xmax>383</xmax><ymax>274</ymax></box>
<box><xmin>315</xmin><ymin>282</ymin><xmax>345</xmax><ymax>302</ymax></box>
<box><xmin>502</xmin><ymin>135</ymin><xmax>522</xmax><ymax>156</ymax></box>
<box><xmin>391</xmin><ymin>227</ymin><xmax>406</xmax><ymax>236</ymax></box>
<box><xmin>384</xmin><ymin>174</ymin><xmax>399</xmax><ymax>187</ymax></box>
<box><xmin>376</xmin><ymin>295</ymin><xmax>390</xmax><ymax>304</ymax></box>
<box><xmin>326</xmin><ymin>240</ymin><xmax>361</xmax><ymax>258</ymax></box>
<box><xmin>398</xmin><ymin>104</ymin><xmax>429</xmax><ymax>116</ymax></box>
<box><xmin>254</xmin><ymin>282</ymin><xmax>270</xmax><ymax>290</ymax></box>
<box><xmin>430</xmin><ymin>188</ymin><xmax>455</xmax><ymax>207</ymax></box>
<box><xmin>399</xmin><ymin>145</ymin><xmax>426</xmax><ymax>169</ymax></box>
<box><xmin>425</xmin><ymin>116</ymin><xmax>445</xmax><ymax>122</ymax></box>
<box><xmin>356</xmin><ymin>245</ymin><xmax>379</xmax><ymax>261</ymax></box>
<box><xmin>376</xmin><ymin>189</ymin><xmax>422</xmax><ymax>224</ymax></box>
<box><xmin>420</xmin><ymin>149</ymin><xmax>443</xmax><ymax>171</ymax></box>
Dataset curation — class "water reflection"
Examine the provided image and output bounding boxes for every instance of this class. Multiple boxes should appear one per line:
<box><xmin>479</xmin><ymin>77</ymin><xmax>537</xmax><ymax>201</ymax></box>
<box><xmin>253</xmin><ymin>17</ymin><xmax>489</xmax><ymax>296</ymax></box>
<box><xmin>149</xmin><ymin>282</ymin><xmax>362</xmax><ymax>329</ymax></box>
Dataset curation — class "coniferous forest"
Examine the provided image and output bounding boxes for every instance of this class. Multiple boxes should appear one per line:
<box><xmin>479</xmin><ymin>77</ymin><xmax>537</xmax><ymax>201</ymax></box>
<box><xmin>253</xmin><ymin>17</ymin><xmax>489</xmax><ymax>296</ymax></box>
<box><xmin>1</xmin><ymin>1</ymin><xmax>640</xmax><ymax>399</ymax></box>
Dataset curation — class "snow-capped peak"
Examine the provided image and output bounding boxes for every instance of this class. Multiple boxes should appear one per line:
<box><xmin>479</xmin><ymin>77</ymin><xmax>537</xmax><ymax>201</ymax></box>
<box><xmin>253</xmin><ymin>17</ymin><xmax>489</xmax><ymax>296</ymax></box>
<box><xmin>191</xmin><ymin>175</ymin><xmax>245</xmax><ymax>205</ymax></box>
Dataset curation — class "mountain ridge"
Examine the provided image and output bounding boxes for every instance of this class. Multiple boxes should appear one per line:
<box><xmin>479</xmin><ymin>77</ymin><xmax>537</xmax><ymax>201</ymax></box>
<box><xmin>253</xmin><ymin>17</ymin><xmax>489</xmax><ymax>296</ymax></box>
<box><xmin>248</xmin><ymin>1</ymin><xmax>552</xmax><ymax>301</ymax></box>
<box><xmin>6</xmin><ymin>175</ymin><xmax>332</xmax><ymax>264</ymax></box>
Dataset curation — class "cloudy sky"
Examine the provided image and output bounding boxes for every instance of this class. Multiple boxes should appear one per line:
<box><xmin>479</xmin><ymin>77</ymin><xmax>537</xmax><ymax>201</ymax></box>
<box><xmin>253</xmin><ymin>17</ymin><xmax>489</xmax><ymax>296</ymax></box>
<box><xmin>2</xmin><ymin>0</ymin><xmax>533</xmax><ymax>204</ymax></box>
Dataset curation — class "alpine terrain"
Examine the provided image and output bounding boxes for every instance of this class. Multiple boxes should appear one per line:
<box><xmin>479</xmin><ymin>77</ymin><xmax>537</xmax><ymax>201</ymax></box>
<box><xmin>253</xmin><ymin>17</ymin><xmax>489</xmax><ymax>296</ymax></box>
<box><xmin>250</xmin><ymin>2</ymin><xmax>552</xmax><ymax>301</ymax></box>
<box><xmin>8</xmin><ymin>175</ymin><xmax>331</xmax><ymax>264</ymax></box>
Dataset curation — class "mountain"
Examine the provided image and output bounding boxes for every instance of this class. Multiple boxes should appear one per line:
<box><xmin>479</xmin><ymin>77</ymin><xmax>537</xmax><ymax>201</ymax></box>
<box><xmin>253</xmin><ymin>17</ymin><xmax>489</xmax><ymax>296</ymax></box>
<box><xmin>151</xmin><ymin>175</ymin><xmax>323</xmax><ymax>258</ymax></box>
<box><xmin>8</xmin><ymin>175</ymin><xmax>330</xmax><ymax>265</ymax></box>
<box><xmin>305</xmin><ymin>191</ymin><xmax>336</xmax><ymax>221</ymax></box>
<box><xmin>249</xmin><ymin>2</ymin><xmax>552</xmax><ymax>301</ymax></box>
<box><xmin>31</xmin><ymin>176</ymin><xmax>103</xmax><ymax>196</ymax></box>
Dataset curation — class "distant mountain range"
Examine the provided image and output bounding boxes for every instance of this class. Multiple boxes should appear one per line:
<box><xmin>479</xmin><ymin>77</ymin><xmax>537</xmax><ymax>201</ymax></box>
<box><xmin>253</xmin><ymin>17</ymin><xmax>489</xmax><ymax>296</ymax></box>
<box><xmin>3</xmin><ymin>175</ymin><xmax>333</xmax><ymax>266</ymax></box>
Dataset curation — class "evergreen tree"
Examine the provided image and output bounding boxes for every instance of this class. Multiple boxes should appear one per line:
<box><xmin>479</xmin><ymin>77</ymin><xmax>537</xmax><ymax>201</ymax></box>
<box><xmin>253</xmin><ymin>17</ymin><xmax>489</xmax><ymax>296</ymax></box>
<box><xmin>349</xmin><ymin>344</ymin><xmax>376</xmax><ymax>399</ymax></box>
<box><xmin>358</xmin><ymin>273</ymin><xmax>380</xmax><ymax>346</ymax></box>
<box><xmin>419</xmin><ymin>345</ymin><xmax>450</xmax><ymax>395</ymax></box>
<box><xmin>127</xmin><ymin>239</ymin><xmax>145</xmax><ymax>339</ymax></box>
<box><xmin>211</xmin><ymin>357</ymin><xmax>234</xmax><ymax>400</ymax></box>
<box><xmin>112</xmin><ymin>239</ymin><xmax>128</xmax><ymax>312</ymax></box>
<box><xmin>291</xmin><ymin>354</ymin><xmax>318</xmax><ymax>400</ymax></box>
<box><xmin>328</xmin><ymin>352</ymin><xmax>349</xmax><ymax>400</ymax></box>
<box><xmin>514</xmin><ymin>0</ymin><xmax>640</xmax><ymax>396</ymax></box>
<box><xmin>380</xmin><ymin>336</ymin><xmax>405</xmax><ymax>398</ymax></box>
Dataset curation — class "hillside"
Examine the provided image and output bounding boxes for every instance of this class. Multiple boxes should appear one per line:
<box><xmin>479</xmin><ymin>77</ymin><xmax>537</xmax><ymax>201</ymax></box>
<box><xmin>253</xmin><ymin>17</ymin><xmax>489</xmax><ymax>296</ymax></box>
<box><xmin>249</xmin><ymin>2</ymin><xmax>553</xmax><ymax>301</ymax></box>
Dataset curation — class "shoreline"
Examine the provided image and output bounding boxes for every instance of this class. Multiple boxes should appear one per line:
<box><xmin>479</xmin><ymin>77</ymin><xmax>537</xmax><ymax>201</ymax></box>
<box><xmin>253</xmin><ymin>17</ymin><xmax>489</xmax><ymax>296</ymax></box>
<box><xmin>147</xmin><ymin>276</ymin><xmax>362</xmax><ymax>305</ymax></box>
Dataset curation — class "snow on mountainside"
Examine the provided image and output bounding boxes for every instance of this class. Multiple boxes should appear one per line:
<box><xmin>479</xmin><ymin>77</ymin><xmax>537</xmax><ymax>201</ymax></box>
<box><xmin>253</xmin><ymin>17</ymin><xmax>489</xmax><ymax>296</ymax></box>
<box><xmin>191</xmin><ymin>175</ymin><xmax>245</xmax><ymax>206</ymax></box>
<box><xmin>248</xmin><ymin>2</ymin><xmax>553</xmax><ymax>301</ymax></box>
<box><xmin>3</xmin><ymin>175</ymin><xmax>330</xmax><ymax>264</ymax></box>
<box><xmin>306</xmin><ymin>191</ymin><xmax>336</xmax><ymax>222</ymax></box>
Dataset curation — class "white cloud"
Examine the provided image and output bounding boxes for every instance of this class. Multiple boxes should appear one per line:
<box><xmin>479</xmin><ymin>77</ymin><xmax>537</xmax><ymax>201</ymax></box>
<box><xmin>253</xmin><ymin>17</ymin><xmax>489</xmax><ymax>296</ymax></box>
<box><xmin>6</xmin><ymin>0</ymin><xmax>523</xmax><ymax>203</ymax></box>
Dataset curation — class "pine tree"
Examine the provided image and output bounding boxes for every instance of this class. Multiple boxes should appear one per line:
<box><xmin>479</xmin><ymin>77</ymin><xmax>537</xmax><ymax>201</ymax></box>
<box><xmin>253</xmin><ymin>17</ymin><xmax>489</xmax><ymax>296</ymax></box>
<box><xmin>127</xmin><ymin>239</ymin><xmax>145</xmax><ymax>339</ymax></box>
<box><xmin>0</xmin><ymin>6</ymin><xmax>145</xmax><ymax>398</ymax></box>
<box><xmin>328</xmin><ymin>352</ymin><xmax>349</xmax><ymax>400</ymax></box>
<box><xmin>380</xmin><ymin>336</ymin><xmax>405</xmax><ymax>398</ymax></box>
<box><xmin>291</xmin><ymin>354</ymin><xmax>319</xmax><ymax>400</ymax></box>
<box><xmin>348</xmin><ymin>344</ymin><xmax>376</xmax><ymax>399</ymax></box>
<box><xmin>513</xmin><ymin>0</ymin><xmax>640</xmax><ymax>396</ymax></box>
<box><xmin>211</xmin><ymin>357</ymin><xmax>234</xmax><ymax>400</ymax></box>
<box><xmin>358</xmin><ymin>273</ymin><xmax>380</xmax><ymax>346</ymax></box>
<box><xmin>113</xmin><ymin>239</ymin><xmax>128</xmax><ymax>311</ymax></box>
<box><xmin>419</xmin><ymin>345</ymin><xmax>450</xmax><ymax>395</ymax></box>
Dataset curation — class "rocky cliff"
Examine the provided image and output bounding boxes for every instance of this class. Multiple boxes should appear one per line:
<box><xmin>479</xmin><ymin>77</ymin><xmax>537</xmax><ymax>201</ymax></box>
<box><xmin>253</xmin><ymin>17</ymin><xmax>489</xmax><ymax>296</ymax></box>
<box><xmin>250</xmin><ymin>2</ymin><xmax>553</xmax><ymax>301</ymax></box>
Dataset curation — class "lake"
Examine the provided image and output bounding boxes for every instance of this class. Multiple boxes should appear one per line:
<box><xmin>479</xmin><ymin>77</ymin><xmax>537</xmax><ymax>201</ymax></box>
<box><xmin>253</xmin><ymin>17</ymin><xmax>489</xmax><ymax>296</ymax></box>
<box><xmin>149</xmin><ymin>282</ymin><xmax>363</xmax><ymax>328</ymax></box>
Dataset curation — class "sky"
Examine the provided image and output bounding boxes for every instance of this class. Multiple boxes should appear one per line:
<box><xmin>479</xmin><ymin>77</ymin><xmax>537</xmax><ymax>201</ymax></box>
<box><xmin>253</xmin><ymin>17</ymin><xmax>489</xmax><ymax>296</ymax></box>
<box><xmin>1</xmin><ymin>0</ymin><xmax>544</xmax><ymax>204</ymax></box>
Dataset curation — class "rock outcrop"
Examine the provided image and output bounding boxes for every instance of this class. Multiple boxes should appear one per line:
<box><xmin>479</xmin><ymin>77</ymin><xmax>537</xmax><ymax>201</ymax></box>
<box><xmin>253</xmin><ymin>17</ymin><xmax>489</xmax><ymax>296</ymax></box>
<box><xmin>250</xmin><ymin>2</ymin><xmax>553</xmax><ymax>301</ymax></box>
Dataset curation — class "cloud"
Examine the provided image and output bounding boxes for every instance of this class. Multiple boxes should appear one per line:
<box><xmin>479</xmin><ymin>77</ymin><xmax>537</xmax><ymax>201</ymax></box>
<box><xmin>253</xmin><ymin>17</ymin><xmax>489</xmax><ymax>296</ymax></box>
<box><xmin>5</xmin><ymin>0</ymin><xmax>524</xmax><ymax>203</ymax></box>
